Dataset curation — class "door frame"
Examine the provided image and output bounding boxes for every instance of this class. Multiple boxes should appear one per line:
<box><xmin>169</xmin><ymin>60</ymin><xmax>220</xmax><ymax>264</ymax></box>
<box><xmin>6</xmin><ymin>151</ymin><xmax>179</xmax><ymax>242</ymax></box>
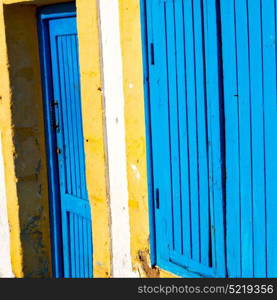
<box><xmin>37</xmin><ymin>2</ymin><xmax>77</xmax><ymax>278</ymax></box>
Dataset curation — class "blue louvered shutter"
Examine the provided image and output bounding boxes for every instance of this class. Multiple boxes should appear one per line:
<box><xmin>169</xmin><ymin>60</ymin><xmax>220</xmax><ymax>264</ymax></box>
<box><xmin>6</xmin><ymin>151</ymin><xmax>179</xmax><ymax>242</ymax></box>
<box><xmin>221</xmin><ymin>0</ymin><xmax>277</xmax><ymax>278</ymax></box>
<box><xmin>146</xmin><ymin>0</ymin><xmax>226</xmax><ymax>277</ymax></box>
<box><xmin>48</xmin><ymin>16</ymin><xmax>93</xmax><ymax>278</ymax></box>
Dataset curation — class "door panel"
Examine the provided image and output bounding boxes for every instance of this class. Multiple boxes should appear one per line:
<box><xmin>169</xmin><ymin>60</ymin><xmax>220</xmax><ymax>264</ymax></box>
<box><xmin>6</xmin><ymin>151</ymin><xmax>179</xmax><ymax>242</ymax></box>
<box><xmin>39</xmin><ymin>6</ymin><xmax>93</xmax><ymax>278</ymax></box>
<box><xmin>48</xmin><ymin>17</ymin><xmax>93</xmax><ymax>278</ymax></box>
<box><xmin>144</xmin><ymin>0</ymin><xmax>277</xmax><ymax>278</ymax></box>
<box><xmin>221</xmin><ymin>0</ymin><xmax>277</xmax><ymax>278</ymax></box>
<box><xmin>146</xmin><ymin>0</ymin><xmax>226</xmax><ymax>277</ymax></box>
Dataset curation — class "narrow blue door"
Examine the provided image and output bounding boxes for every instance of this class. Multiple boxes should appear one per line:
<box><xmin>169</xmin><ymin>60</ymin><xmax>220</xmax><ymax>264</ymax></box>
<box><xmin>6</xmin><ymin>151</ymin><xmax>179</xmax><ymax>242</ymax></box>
<box><xmin>144</xmin><ymin>0</ymin><xmax>226</xmax><ymax>277</ymax></box>
<box><xmin>38</xmin><ymin>4</ymin><xmax>93</xmax><ymax>278</ymax></box>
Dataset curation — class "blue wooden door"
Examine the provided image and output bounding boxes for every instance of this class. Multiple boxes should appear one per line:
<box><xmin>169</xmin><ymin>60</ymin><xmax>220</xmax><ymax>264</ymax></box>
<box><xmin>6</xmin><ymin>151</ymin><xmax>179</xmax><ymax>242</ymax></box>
<box><xmin>144</xmin><ymin>0</ymin><xmax>226</xmax><ymax>277</ymax></box>
<box><xmin>38</xmin><ymin>4</ymin><xmax>93</xmax><ymax>278</ymax></box>
<box><xmin>221</xmin><ymin>0</ymin><xmax>277</xmax><ymax>278</ymax></box>
<box><xmin>144</xmin><ymin>0</ymin><xmax>277</xmax><ymax>278</ymax></box>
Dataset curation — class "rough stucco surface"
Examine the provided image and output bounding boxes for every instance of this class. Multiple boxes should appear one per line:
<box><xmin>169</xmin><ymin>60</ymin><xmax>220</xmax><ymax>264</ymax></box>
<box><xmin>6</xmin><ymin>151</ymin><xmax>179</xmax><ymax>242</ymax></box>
<box><xmin>2</xmin><ymin>4</ymin><xmax>52</xmax><ymax>277</ymax></box>
<box><xmin>0</xmin><ymin>132</ymin><xmax>14</xmax><ymax>278</ymax></box>
<box><xmin>99</xmin><ymin>0</ymin><xmax>138</xmax><ymax>278</ymax></box>
<box><xmin>76</xmin><ymin>0</ymin><xmax>112</xmax><ymax>278</ymax></box>
<box><xmin>118</xmin><ymin>0</ymin><xmax>177</xmax><ymax>278</ymax></box>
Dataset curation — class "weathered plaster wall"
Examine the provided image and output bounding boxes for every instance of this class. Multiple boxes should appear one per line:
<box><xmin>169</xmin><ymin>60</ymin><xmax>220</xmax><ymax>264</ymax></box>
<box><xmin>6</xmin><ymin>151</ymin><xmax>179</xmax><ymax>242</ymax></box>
<box><xmin>118</xmin><ymin>0</ymin><xmax>150</xmax><ymax>275</ymax></box>
<box><xmin>1</xmin><ymin>3</ymin><xmax>52</xmax><ymax>277</ymax></box>
<box><xmin>118</xmin><ymin>0</ymin><xmax>177</xmax><ymax>278</ymax></box>
<box><xmin>0</xmin><ymin>2</ymin><xmax>25</xmax><ymax>278</ymax></box>
<box><xmin>76</xmin><ymin>0</ymin><xmax>112</xmax><ymax>278</ymax></box>
<box><xmin>99</xmin><ymin>0</ymin><xmax>137</xmax><ymax>278</ymax></box>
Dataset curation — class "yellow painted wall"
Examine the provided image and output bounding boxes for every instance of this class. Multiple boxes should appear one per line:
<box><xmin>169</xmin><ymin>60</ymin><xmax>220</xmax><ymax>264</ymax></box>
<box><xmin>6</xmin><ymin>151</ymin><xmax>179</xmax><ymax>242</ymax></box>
<box><xmin>0</xmin><ymin>2</ymin><xmax>52</xmax><ymax>277</ymax></box>
<box><xmin>0</xmin><ymin>0</ymin><xmax>111</xmax><ymax>277</ymax></box>
<box><xmin>0</xmin><ymin>3</ymin><xmax>23</xmax><ymax>278</ymax></box>
<box><xmin>76</xmin><ymin>0</ymin><xmax>111</xmax><ymax>278</ymax></box>
<box><xmin>118</xmin><ymin>0</ymin><xmax>177</xmax><ymax>278</ymax></box>
<box><xmin>118</xmin><ymin>0</ymin><xmax>150</xmax><ymax>277</ymax></box>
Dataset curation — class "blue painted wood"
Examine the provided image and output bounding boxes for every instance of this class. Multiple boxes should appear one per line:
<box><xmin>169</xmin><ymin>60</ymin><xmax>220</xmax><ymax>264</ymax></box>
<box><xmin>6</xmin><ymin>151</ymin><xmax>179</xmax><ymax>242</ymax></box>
<box><xmin>143</xmin><ymin>0</ymin><xmax>277</xmax><ymax>279</ymax></box>
<box><xmin>174</xmin><ymin>0</ymin><xmax>191</xmax><ymax>259</ymax></box>
<box><xmin>193</xmin><ymin>0</ymin><xmax>210</xmax><ymax>267</ymax></box>
<box><xmin>235</xmin><ymin>0</ymin><xmax>253</xmax><ymax>277</ymax></box>
<box><xmin>38</xmin><ymin>4</ymin><xmax>93</xmax><ymax>278</ymax></box>
<box><xmin>149</xmin><ymin>0</ymin><xmax>174</xmax><ymax>262</ymax></box>
<box><xmin>183</xmin><ymin>0</ymin><xmax>200</xmax><ymax>263</ymax></box>
<box><xmin>221</xmin><ymin>0</ymin><xmax>277</xmax><ymax>278</ymax></box>
<box><xmin>248</xmin><ymin>0</ymin><xmax>267</xmax><ymax>278</ymax></box>
<box><xmin>144</xmin><ymin>0</ymin><xmax>226</xmax><ymax>277</ymax></box>
<box><xmin>220</xmin><ymin>0</ymin><xmax>242</xmax><ymax>278</ymax></box>
<box><xmin>202</xmin><ymin>0</ymin><xmax>226</xmax><ymax>277</ymax></box>
<box><xmin>261</xmin><ymin>0</ymin><xmax>277</xmax><ymax>278</ymax></box>
<box><xmin>164</xmin><ymin>0</ymin><xmax>182</xmax><ymax>255</ymax></box>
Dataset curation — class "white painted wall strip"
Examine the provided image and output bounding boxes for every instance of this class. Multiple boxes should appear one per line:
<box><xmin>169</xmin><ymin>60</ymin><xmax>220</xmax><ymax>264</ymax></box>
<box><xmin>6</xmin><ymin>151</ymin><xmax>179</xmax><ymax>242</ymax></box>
<box><xmin>98</xmin><ymin>0</ymin><xmax>137</xmax><ymax>277</ymax></box>
<box><xmin>0</xmin><ymin>132</ymin><xmax>14</xmax><ymax>278</ymax></box>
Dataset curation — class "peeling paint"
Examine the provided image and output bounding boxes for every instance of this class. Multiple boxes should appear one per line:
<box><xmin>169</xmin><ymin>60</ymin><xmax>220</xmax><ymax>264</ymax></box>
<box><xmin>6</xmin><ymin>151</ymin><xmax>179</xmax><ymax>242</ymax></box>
<box><xmin>137</xmin><ymin>250</ymin><xmax>160</xmax><ymax>278</ymax></box>
<box><xmin>130</xmin><ymin>164</ymin><xmax>141</xmax><ymax>180</ymax></box>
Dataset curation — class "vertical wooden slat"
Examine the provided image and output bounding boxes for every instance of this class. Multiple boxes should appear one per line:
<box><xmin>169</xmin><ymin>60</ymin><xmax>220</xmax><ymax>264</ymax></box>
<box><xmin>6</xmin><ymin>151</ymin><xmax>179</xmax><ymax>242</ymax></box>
<box><xmin>150</xmin><ymin>0</ymin><xmax>174</xmax><ymax>259</ymax></box>
<box><xmin>183</xmin><ymin>0</ymin><xmax>200</xmax><ymax>262</ymax></box>
<box><xmin>73</xmin><ymin>35</ymin><xmax>87</xmax><ymax>201</ymax></box>
<box><xmin>83</xmin><ymin>218</ymin><xmax>89</xmax><ymax>278</ymax></box>
<box><xmin>74</xmin><ymin>214</ymin><xmax>80</xmax><ymax>277</ymax></box>
<box><xmin>174</xmin><ymin>0</ymin><xmax>192</xmax><ymax>258</ymax></box>
<box><xmin>57</xmin><ymin>36</ymin><xmax>72</xmax><ymax>195</ymax></box>
<box><xmin>69</xmin><ymin>213</ymin><xmax>76</xmax><ymax>277</ymax></box>
<box><xmin>261</xmin><ymin>0</ymin><xmax>277</xmax><ymax>277</ymax></box>
<box><xmin>78</xmin><ymin>216</ymin><xmax>84</xmax><ymax>277</ymax></box>
<box><xmin>65</xmin><ymin>36</ymin><xmax>79</xmax><ymax>198</ymax></box>
<box><xmin>235</xmin><ymin>0</ymin><xmax>254</xmax><ymax>277</ymax></box>
<box><xmin>68</xmin><ymin>35</ymin><xmax>82</xmax><ymax>199</ymax></box>
<box><xmin>193</xmin><ymin>0</ymin><xmax>210</xmax><ymax>266</ymax></box>
<box><xmin>203</xmin><ymin>0</ymin><xmax>226</xmax><ymax>277</ymax></box>
<box><xmin>248</xmin><ymin>0</ymin><xmax>267</xmax><ymax>277</ymax></box>
<box><xmin>164</xmin><ymin>1</ymin><xmax>182</xmax><ymax>254</ymax></box>
<box><xmin>220</xmin><ymin>0</ymin><xmax>241</xmax><ymax>277</ymax></box>
<box><xmin>202</xmin><ymin>1</ymin><xmax>216</xmax><ymax>268</ymax></box>
<box><xmin>87</xmin><ymin>221</ymin><xmax>93</xmax><ymax>278</ymax></box>
<box><xmin>62</xmin><ymin>36</ymin><xmax>76</xmax><ymax>197</ymax></box>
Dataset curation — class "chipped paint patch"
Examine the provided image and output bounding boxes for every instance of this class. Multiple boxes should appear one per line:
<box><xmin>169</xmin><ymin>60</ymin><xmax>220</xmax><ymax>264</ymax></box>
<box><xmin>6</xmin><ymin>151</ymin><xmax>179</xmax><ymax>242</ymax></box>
<box><xmin>131</xmin><ymin>164</ymin><xmax>141</xmax><ymax>180</ymax></box>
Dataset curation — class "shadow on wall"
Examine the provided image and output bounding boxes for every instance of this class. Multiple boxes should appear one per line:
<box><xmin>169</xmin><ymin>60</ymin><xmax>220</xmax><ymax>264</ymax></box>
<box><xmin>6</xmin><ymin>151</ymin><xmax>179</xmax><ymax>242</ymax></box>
<box><xmin>3</xmin><ymin>4</ymin><xmax>52</xmax><ymax>277</ymax></box>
